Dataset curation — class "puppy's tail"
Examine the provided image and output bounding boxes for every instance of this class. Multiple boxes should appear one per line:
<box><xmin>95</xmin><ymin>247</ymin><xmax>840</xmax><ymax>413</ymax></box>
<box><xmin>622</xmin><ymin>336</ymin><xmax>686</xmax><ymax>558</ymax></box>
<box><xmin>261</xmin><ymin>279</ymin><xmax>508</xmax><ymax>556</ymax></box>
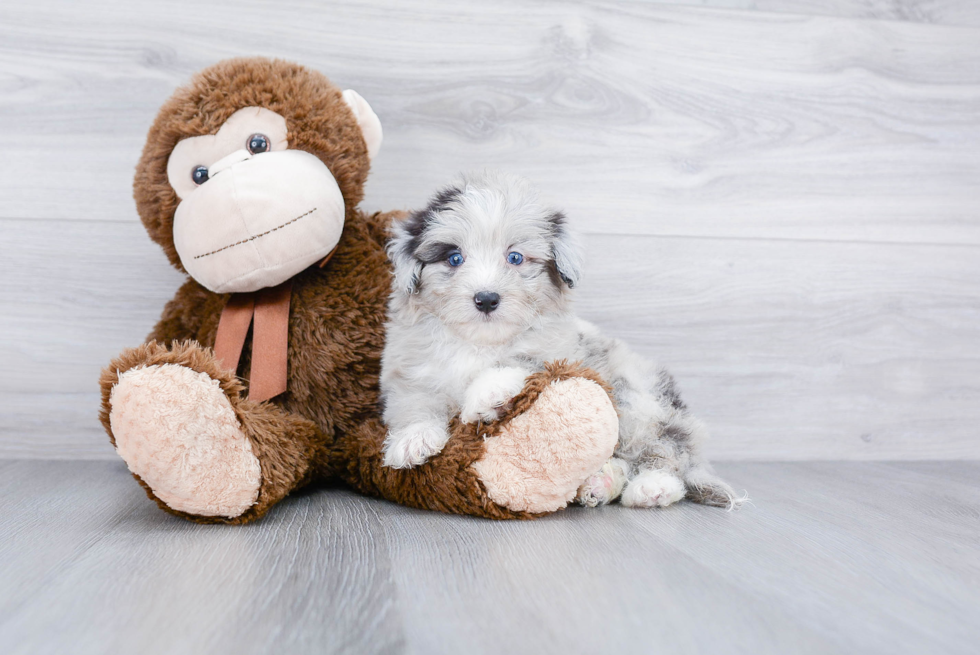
<box><xmin>684</xmin><ymin>463</ymin><xmax>747</xmax><ymax>510</ymax></box>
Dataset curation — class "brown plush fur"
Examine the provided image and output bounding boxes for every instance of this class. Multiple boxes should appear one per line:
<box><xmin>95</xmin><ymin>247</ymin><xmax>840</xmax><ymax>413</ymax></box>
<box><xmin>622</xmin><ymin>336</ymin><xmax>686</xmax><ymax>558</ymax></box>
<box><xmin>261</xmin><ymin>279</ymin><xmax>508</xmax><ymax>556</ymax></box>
<box><xmin>100</xmin><ymin>57</ymin><xmax>614</xmax><ymax>523</ymax></box>
<box><xmin>336</xmin><ymin>360</ymin><xmax>614</xmax><ymax>520</ymax></box>
<box><xmin>135</xmin><ymin>58</ymin><xmax>371</xmax><ymax>271</ymax></box>
<box><xmin>100</xmin><ymin>340</ymin><xmax>322</xmax><ymax>524</ymax></box>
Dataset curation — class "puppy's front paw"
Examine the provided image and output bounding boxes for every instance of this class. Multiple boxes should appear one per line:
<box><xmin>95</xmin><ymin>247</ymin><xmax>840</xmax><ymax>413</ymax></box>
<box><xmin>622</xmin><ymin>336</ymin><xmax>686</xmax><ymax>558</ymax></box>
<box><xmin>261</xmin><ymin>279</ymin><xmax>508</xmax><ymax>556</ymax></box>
<box><xmin>382</xmin><ymin>422</ymin><xmax>450</xmax><ymax>469</ymax></box>
<box><xmin>621</xmin><ymin>469</ymin><xmax>686</xmax><ymax>508</ymax></box>
<box><xmin>460</xmin><ymin>367</ymin><xmax>531</xmax><ymax>424</ymax></box>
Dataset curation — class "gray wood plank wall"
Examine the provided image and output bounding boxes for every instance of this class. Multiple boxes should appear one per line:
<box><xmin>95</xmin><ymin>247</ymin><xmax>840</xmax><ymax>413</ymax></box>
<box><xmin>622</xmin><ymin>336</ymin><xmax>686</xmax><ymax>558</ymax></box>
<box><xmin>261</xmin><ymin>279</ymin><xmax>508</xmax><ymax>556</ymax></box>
<box><xmin>1</xmin><ymin>0</ymin><xmax>978</xmax><ymax>460</ymax></box>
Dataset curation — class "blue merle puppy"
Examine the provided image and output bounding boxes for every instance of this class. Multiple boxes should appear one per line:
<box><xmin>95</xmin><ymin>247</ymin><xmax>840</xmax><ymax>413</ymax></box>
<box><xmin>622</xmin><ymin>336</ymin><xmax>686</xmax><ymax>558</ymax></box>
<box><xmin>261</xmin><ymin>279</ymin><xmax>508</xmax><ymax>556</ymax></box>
<box><xmin>380</xmin><ymin>170</ymin><xmax>742</xmax><ymax>509</ymax></box>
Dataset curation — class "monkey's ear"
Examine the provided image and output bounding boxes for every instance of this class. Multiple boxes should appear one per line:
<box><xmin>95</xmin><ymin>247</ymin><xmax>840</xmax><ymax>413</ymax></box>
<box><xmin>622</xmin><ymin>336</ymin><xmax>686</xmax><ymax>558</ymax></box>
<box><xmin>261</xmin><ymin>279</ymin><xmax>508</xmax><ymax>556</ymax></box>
<box><xmin>386</xmin><ymin>213</ymin><xmax>424</xmax><ymax>295</ymax></box>
<box><xmin>342</xmin><ymin>89</ymin><xmax>383</xmax><ymax>160</ymax></box>
<box><xmin>549</xmin><ymin>211</ymin><xmax>583</xmax><ymax>289</ymax></box>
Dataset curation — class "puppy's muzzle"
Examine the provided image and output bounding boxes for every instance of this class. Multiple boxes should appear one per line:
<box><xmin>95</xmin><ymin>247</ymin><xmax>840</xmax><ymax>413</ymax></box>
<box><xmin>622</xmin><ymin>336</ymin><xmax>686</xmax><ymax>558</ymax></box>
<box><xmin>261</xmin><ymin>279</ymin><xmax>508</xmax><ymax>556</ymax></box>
<box><xmin>474</xmin><ymin>291</ymin><xmax>500</xmax><ymax>314</ymax></box>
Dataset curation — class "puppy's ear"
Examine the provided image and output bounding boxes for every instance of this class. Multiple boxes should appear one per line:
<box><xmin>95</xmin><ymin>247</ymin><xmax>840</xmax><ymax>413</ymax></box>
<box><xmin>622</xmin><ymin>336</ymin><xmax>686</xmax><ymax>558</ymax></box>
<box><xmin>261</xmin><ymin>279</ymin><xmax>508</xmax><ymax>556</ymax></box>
<box><xmin>548</xmin><ymin>211</ymin><xmax>583</xmax><ymax>289</ymax></box>
<box><xmin>388</xmin><ymin>185</ymin><xmax>465</xmax><ymax>294</ymax></box>
<box><xmin>387</xmin><ymin>211</ymin><xmax>425</xmax><ymax>295</ymax></box>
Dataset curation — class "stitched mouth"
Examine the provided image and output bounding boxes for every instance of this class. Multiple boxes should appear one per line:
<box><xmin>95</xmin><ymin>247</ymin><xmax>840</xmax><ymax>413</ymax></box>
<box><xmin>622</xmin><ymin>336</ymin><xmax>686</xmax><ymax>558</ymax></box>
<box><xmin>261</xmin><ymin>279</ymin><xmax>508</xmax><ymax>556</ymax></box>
<box><xmin>193</xmin><ymin>207</ymin><xmax>318</xmax><ymax>260</ymax></box>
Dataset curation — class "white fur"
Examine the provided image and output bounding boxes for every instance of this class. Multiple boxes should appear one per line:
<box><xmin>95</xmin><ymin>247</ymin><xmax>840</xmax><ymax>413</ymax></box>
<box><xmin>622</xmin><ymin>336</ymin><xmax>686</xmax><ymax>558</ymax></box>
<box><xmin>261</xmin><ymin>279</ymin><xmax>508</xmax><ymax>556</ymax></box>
<box><xmin>382</xmin><ymin>419</ymin><xmax>450</xmax><ymax>469</ymax></box>
<box><xmin>621</xmin><ymin>469</ymin><xmax>687</xmax><ymax>508</ymax></box>
<box><xmin>380</xmin><ymin>171</ymin><xmax>740</xmax><ymax>509</ymax></box>
<box><xmin>460</xmin><ymin>366</ymin><xmax>532</xmax><ymax>424</ymax></box>
<box><xmin>576</xmin><ymin>457</ymin><xmax>629</xmax><ymax>508</ymax></box>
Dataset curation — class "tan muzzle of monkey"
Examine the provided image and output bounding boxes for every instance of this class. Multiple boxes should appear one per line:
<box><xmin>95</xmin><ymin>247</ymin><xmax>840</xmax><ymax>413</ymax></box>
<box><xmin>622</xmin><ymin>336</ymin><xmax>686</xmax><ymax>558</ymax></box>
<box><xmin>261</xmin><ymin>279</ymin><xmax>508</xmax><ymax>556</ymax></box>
<box><xmin>173</xmin><ymin>148</ymin><xmax>346</xmax><ymax>294</ymax></box>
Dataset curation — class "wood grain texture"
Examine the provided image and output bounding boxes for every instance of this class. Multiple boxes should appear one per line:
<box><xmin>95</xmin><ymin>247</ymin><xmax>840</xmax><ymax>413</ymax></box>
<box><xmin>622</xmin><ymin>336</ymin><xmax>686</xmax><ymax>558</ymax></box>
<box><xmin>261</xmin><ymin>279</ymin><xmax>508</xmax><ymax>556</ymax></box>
<box><xmin>1</xmin><ymin>460</ymin><xmax>978</xmax><ymax>655</ymax></box>
<box><xmin>577</xmin><ymin>234</ymin><xmax>980</xmax><ymax>460</ymax></box>
<box><xmin>2</xmin><ymin>0</ymin><xmax>978</xmax><ymax>461</ymax></box>
<box><xmin>643</xmin><ymin>0</ymin><xmax>980</xmax><ymax>27</ymax></box>
<box><xmin>1</xmin><ymin>0</ymin><xmax>979</xmax><ymax>245</ymax></box>
<box><xmin>3</xmin><ymin>220</ymin><xmax>978</xmax><ymax>460</ymax></box>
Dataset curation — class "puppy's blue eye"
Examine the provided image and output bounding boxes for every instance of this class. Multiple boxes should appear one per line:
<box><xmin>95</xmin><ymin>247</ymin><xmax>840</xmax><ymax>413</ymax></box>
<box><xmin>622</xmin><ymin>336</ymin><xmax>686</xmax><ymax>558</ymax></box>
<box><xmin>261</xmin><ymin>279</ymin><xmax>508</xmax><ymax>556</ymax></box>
<box><xmin>447</xmin><ymin>252</ymin><xmax>464</xmax><ymax>267</ymax></box>
<box><xmin>507</xmin><ymin>251</ymin><xmax>524</xmax><ymax>265</ymax></box>
<box><xmin>192</xmin><ymin>166</ymin><xmax>209</xmax><ymax>185</ymax></box>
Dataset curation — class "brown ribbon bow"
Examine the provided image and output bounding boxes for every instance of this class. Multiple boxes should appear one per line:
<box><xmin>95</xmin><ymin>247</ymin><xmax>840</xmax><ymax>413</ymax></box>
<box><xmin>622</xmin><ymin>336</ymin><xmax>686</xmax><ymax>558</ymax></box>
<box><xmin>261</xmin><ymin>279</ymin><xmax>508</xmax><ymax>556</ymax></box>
<box><xmin>213</xmin><ymin>280</ymin><xmax>292</xmax><ymax>403</ymax></box>
<box><xmin>212</xmin><ymin>248</ymin><xmax>336</xmax><ymax>403</ymax></box>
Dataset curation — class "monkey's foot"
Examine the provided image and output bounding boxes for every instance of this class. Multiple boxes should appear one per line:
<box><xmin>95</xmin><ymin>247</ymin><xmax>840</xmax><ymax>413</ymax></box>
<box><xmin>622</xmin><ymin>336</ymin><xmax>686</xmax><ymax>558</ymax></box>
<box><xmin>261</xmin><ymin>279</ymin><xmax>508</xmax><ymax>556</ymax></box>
<box><xmin>109</xmin><ymin>363</ymin><xmax>262</xmax><ymax>518</ymax></box>
<box><xmin>472</xmin><ymin>373</ymin><xmax>619</xmax><ymax>514</ymax></box>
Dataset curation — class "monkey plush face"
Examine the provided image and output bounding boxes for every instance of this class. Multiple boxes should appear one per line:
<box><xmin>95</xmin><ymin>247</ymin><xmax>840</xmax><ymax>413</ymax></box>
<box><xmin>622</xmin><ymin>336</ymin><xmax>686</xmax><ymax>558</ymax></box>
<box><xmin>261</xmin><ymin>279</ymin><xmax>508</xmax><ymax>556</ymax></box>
<box><xmin>134</xmin><ymin>58</ymin><xmax>383</xmax><ymax>293</ymax></box>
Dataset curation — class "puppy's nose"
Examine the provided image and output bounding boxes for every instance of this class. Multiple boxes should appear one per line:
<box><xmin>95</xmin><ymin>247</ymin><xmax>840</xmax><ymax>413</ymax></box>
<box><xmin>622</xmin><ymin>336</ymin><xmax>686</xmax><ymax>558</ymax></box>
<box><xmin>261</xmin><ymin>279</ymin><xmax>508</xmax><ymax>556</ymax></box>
<box><xmin>474</xmin><ymin>291</ymin><xmax>500</xmax><ymax>314</ymax></box>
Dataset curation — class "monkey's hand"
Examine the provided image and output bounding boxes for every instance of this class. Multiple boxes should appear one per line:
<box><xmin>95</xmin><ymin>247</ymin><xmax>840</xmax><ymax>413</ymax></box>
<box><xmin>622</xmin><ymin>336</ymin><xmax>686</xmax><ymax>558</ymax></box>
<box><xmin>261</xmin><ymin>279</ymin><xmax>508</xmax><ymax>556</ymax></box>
<box><xmin>460</xmin><ymin>367</ymin><xmax>531</xmax><ymax>424</ymax></box>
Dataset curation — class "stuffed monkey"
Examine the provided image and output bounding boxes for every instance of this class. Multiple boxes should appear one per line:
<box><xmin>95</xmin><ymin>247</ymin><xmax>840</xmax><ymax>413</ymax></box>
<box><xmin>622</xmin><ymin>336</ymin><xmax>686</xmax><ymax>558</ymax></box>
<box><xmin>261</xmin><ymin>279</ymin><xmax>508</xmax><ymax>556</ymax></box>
<box><xmin>99</xmin><ymin>58</ymin><xmax>619</xmax><ymax>524</ymax></box>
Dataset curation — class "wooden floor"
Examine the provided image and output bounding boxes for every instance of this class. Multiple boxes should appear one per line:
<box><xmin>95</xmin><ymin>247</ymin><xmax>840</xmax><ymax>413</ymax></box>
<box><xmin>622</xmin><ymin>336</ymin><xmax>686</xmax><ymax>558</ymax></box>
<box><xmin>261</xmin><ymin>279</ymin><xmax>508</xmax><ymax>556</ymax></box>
<box><xmin>1</xmin><ymin>460</ymin><xmax>977</xmax><ymax>655</ymax></box>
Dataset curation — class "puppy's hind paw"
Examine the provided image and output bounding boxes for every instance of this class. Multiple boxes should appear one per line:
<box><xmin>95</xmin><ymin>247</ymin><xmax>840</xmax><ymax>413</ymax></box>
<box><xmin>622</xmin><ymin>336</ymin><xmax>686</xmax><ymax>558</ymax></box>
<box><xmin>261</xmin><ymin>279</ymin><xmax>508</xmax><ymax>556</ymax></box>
<box><xmin>576</xmin><ymin>458</ymin><xmax>628</xmax><ymax>507</ymax></box>
<box><xmin>621</xmin><ymin>469</ymin><xmax>686</xmax><ymax>508</ymax></box>
<box><xmin>382</xmin><ymin>423</ymin><xmax>450</xmax><ymax>469</ymax></box>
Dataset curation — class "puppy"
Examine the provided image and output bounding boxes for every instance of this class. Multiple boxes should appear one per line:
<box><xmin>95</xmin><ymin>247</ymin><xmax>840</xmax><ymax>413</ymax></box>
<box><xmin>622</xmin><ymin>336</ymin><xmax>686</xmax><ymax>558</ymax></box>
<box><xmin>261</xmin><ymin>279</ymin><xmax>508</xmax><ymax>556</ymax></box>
<box><xmin>380</xmin><ymin>171</ymin><xmax>741</xmax><ymax>509</ymax></box>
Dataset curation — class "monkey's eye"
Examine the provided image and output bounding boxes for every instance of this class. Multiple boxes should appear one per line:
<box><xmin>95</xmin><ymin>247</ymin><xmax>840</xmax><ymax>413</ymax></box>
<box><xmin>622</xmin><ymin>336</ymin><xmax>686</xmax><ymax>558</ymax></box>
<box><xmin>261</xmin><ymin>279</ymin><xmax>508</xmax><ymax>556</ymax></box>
<box><xmin>507</xmin><ymin>251</ymin><xmax>524</xmax><ymax>265</ymax></box>
<box><xmin>247</xmin><ymin>133</ymin><xmax>270</xmax><ymax>154</ymax></box>
<box><xmin>447</xmin><ymin>252</ymin><xmax>464</xmax><ymax>267</ymax></box>
<box><xmin>191</xmin><ymin>166</ymin><xmax>209</xmax><ymax>185</ymax></box>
